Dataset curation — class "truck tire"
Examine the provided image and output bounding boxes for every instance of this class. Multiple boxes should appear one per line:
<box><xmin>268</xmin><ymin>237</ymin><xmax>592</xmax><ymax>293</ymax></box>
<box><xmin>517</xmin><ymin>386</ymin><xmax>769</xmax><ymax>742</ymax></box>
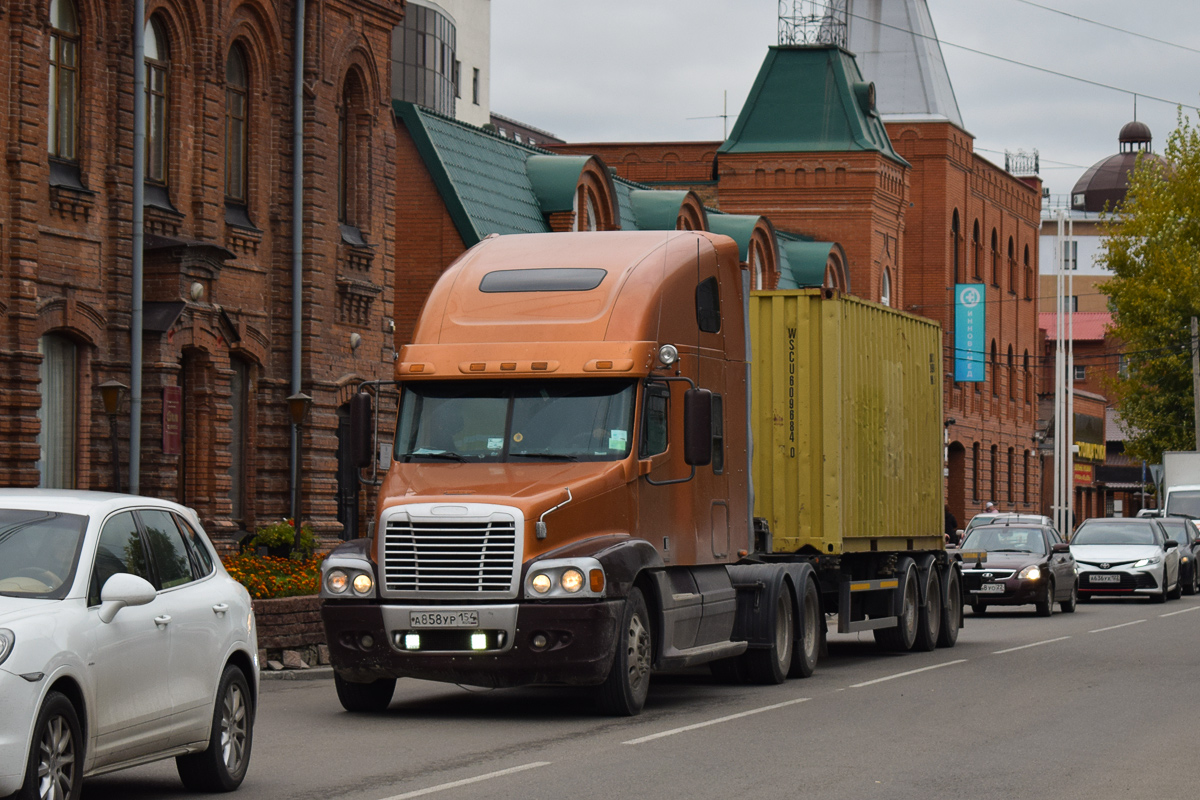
<box><xmin>874</xmin><ymin>557</ymin><xmax>918</xmax><ymax>652</ymax></box>
<box><xmin>913</xmin><ymin>559</ymin><xmax>942</xmax><ymax>652</ymax></box>
<box><xmin>788</xmin><ymin>573</ymin><xmax>821</xmax><ymax>678</ymax></box>
<box><xmin>745</xmin><ymin>582</ymin><xmax>795</xmax><ymax>685</ymax></box>
<box><xmin>596</xmin><ymin>588</ymin><xmax>652</xmax><ymax>716</ymax></box>
<box><xmin>334</xmin><ymin>673</ymin><xmax>396</xmax><ymax>713</ymax></box>
<box><xmin>937</xmin><ymin>563</ymin><xmax>963</xmax><ymax>648</ymax></box>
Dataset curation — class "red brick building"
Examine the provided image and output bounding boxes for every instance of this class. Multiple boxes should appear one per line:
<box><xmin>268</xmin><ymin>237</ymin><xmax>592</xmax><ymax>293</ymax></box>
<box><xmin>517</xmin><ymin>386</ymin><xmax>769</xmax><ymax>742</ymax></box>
<box><xmin>0</xmin><ymin>0</ymin><xmax>402</xmax><ymax>549</ymax></box>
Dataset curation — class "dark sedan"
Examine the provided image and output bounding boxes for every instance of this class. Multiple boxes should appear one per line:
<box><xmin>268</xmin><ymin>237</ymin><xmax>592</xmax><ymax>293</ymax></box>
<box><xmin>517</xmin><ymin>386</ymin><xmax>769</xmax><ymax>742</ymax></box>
<box><xmin>1158</xmin><ymin>516</ymin><xmax>1200</xmax><ymax>595</ymax></box>
<box><xmin>960</xmin><ymin>523</ymin><xmax>1078</xmax><ymax>616</ymax></box>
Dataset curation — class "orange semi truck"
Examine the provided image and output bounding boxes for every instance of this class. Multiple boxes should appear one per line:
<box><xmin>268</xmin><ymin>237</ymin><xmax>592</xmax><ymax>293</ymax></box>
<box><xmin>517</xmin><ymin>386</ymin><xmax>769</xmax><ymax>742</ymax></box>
<box><xmin>320</xmin><ymin>230</ymin><xmax>965</xmax><ymax>715</ymax></box>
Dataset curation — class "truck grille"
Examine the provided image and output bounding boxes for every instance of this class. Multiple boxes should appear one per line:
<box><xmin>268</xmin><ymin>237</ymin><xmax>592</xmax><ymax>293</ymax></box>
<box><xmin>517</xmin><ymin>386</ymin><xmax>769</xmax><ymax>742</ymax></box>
<box><xmin>380</xmin><ymin>508</ymin><xmax>521</xmax><ymax>598</ymax></box>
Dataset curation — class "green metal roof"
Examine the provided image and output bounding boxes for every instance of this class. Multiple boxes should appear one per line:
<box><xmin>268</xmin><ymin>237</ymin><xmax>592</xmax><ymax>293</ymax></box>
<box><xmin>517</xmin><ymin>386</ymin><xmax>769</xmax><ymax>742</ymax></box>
<box><xmin>627</xmin><ymin>190</ymin><xmax>696</xmax><ymax>230</ymax></box>
<box><xmin>777</xmin><ymin>237</ymin><xmax>846</xmax><ymax>291</ymax></box>
<box><xmin>719</xmin><ymin>45</ymin><xmax>907</xmax><ymax>166</ymax></box>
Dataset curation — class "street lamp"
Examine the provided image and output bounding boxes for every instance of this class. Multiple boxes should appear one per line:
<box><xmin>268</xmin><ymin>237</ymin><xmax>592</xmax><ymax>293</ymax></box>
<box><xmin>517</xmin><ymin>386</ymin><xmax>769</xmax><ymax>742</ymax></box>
<box><xmin>98</xmin><ymin>381</ymin><xmax>128</xmax><ymax>492</ymax></box>
<box><xmin>286</xmin><ymin>392</ymin><xmax>313</xmax><ymax>554</ymax></box>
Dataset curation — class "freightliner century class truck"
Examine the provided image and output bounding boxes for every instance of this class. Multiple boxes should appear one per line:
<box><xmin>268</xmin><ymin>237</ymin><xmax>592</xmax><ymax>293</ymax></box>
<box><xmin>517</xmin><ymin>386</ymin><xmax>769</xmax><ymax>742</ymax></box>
<box><xmin>320</xmin><ymin>230</ymin><xmax>968</xmax><ymax>715</ymax></box>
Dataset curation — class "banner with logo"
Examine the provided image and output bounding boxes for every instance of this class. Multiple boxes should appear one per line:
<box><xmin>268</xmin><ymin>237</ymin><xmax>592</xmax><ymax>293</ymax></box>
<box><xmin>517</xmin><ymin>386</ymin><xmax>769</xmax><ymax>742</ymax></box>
<box><xmin>954</xmin><ymin>284</ymin><xmax>985</xmax><ymax>382</ymax></box>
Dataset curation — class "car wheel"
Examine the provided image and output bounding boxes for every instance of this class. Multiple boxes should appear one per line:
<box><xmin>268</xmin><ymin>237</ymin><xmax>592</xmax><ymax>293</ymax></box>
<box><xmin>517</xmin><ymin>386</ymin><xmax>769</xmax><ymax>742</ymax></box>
<box><xmin>1168</xmin><ymin>569</ymin><xmax>1183</xmax><ymax>600</ymax></box>
<box><xmin>596</xmin><ymin>587</ymin><xmax>652</xmax><ymax>716</ymax></box>
<box><xmin>1035</xmin><ymin>579</ymin><xmax>1055</xmax><ymax>617</ymax></box>
<box><xmin>1060</xmin><ymin>580</ymin><xmax>1077</xmax><ymax>613</ymax></box>
<box><xmin>17</xmin><ymin>691</ymin><xmax>82</xmax><ymax>800</ymax></box>
<box><xmin>971</xmin><ymin>602</ymin><xmax>987</xmax><ymax>615</ymax></box>
<box><xmin>177</xmin><ymin>664</ymin><xmax>254</xmax><ymax>792</ymax></box>
<box><xmin>333</xmin><ymin>673</ymin><xmax>397</xmax><ymax>713</ymax></box>
<box><xmin>1151</xmin><ymin>573</ymin><xmax>1169</xmax><ymax>603</ymax></box>
<box><xmin>745</xmin><ymin>582</ymin><xmax>795</xmax><ymax>684</ymax></box>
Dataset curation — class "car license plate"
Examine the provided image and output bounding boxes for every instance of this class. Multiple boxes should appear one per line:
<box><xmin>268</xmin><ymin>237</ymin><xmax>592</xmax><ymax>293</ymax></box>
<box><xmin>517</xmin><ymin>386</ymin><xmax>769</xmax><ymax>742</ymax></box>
<box><xmin>1089</xmin><ymin>574</ymin><xmax>1120</xmax><ymax>584</ymax></box>
<box><xmin>978</xmin><ymin>583</ymin><xmax>1005</xmax><ymax>594</ymax></box>
<box><xmin>408</xmin><ymin>610</ymin><xmax>480</xmax><ymax>628</ymax></box>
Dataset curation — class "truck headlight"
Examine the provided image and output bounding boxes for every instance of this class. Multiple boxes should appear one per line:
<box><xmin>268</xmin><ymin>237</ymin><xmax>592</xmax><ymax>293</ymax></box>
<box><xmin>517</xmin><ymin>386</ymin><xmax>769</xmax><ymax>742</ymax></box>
<box><xmin>531</xmin><ymin>573</ymin><xmax>552</xmax><ymax>594</ymax></box>
<box><xmin>524</xmin><ymin>558</ymin><xmax>605</xmax><ymax>599</ymax></box>
<box><xmin>561</xmin><ymin>569</ymin><xmax>584</xmax><ymax>593</ymax></box>
<box><xmin>1018</xmin><ymin>566</ymin><xmax>1041</xmax><ymax>581</ymax></box>
<box><xmin>327</xmin><ymin>569</ymin><xmax>349</xmax><ymax>594</ymax></box>
<box><xmin>352</xmin><ymin>573</ymin><xmax>374</xmax><ymax>595</ymax></box>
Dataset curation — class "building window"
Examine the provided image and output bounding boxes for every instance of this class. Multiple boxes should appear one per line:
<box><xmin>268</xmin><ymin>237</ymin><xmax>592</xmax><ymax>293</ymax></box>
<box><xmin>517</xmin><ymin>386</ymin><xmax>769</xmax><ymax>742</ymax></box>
<box><xmin>1023</xmin><ymin>244</ymin><xmax>1033</xmax><ymax>299</ymax></box>
<box><xmin>990</xmin><ymin>229</ymin><xmax>999</xmax><ymax>287</ymax></box>
<box><xmin>1062</xmin><ymin>240</ymin><xmax>1078</xmax><ymax>270</ymax></box>
<box><xmin>1024</xmin><ymin>350</ymin><xmax>1033</xmax><ymax>404</ymax></box>
<box><xmin>1007</xmin><ymin>345</ymin><xmax>1015</xmax><ymax>400</ymax></box>
<box><xmin>49</xmin><ymin>0</ymin><xmax>80</xmax><ymax>161</ymax></box>
<box><xmin>1074</xmin><ymin>365</ymin><xmax>1086</xmax><ymax>381</ymax></box>
<box><xmin>1007</xmin><ymin>237</ymin><xmax>1016</xmax><ymax>294</ymax></box>
<box><xmin>972</xmin><ymin>442</ymin><xmax>981</xmax><ymax>501</ymax></box>
<box><xmin>1118</xmin><ymin>353</ymin><xmax>1129</xmax><ymax>378</ymax></box>
<box><xmin>145</xmin><ymin>16</ymin><xmax>169</xmax><ymax>184</ymax></box>
<box><xmin>228</xmin><ymin>359</ymin><xmax>250</xmax><ymax>524</ymax></box>
<box><xmin>1007</xmin><ymin>448</ymin><xmax>1015</xmax><ymax>503</ymax></box>
<box><xmin>972</xmin><ymin>221</ymin><xmax>981</xmax><ymax>279</ymax></box>
<box><xmin>1061</xmin><ymin>295</ymin><xmax>1079</xmax><ymax>313</ymax></box>
<box><xmin>225</xmin><ymin>45</ymin><xmax>249</xmax><ymax>203</ymax></box>
<box><xmin>951</xmin><ymin>210</ymin><xmax>961</xmax><ymax>283</ymax></box>
<box><xmin>453</xmin><ymin>60</ymin><xmax>461</xmax><ymax>98</ymax></box>
<box><xmin>990</xmin><ymin>340</ymin><xmax>999</xmax><ymax>397</ymax></box>
<box><xmin>338</xmin><ymin>71</ymin><xmax>366</xmax><ymax>226</ymax></box>
<box><xmin>574</xmin><ymin>186</ymin><xmax>599</xmax><ymax>232</ymax></box>
<box><xmin>881</xmin><ymin>268</ymin><xmax>892</xmax><ymax>307</ymax></box>
<box><xmin>37</xmin><ymin>334</ymin><xmax>78</xmax><ymax>489</ymax></box>
<box><xmin>390</xmin><ymin>4</ymin><xmax>457</xmax><ymax>116</ymax></box>
<box><xmin>472</xmin><ymin>68</ymin><xmax>480</xmax><ymax>105</ymax></box>
<box><xmin>1023</xmin><ymin>450</ymin><xmax>1030</xmax><ymax>504</ymax></box>
<box><xmin>990</xmin><ymin>444</ymin><xmax>999</xmax><ymax>502</ymax></box>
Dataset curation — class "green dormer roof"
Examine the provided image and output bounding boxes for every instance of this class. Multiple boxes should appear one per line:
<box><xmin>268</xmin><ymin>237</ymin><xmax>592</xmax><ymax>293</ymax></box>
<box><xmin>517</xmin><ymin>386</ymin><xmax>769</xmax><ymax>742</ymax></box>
<box><xmin>719</xmin><ymin>45</ymin><xmax>907</xmax><ymax>166</ymax></box>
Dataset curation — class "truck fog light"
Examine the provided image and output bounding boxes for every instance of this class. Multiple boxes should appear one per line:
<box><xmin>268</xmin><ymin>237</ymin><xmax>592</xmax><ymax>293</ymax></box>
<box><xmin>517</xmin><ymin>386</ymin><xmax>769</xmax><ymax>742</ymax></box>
<box><xmin>405</xmin><ymin>633</ymin><xmax>421</xmax><ymax>650</ymax></box>
<box><xmin>561</xmin><ymin>569</ymin><xmax>584</xmax><ymax>593</ymax></box>
<box><xmin>352</xmin><ymin>573</ymin><xmax>374</xmax><ymax>594</ymax></box>
<box><xmin>471</xmin><ymin>633</ymin><xmax>488</xmax><ymax>650</ymax></box>
<box><xmin>327</xmin><ymin>569</ymin><xmax>349</xmax><ymax>593</ymax></box>
<box><xmin>531</xmin><ymin>573</ymin><xmax>552</xmax><ymax>594</ymax></box>
<box><xmin>360</xmin><ymin>634</ymin><xmax>375</xmax><ymax>650</ymax></box>
<box><xmin>531</xmin><ymin>632</ymin><xmax>548</xmax><ymax>649</ymax></box>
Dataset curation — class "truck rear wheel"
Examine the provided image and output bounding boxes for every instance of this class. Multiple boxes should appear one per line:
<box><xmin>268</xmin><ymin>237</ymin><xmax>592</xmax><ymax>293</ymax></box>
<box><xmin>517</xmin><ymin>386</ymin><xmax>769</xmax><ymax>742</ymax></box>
<box><xmin>788</xmin><ymin>573</ymin><xmax>820</xmax><ymax>678</ymax></box>
<box><xmin>913</xmin><ymin>560</ymin><xmax>942</xmax><ymax>652</ymax></box>
<box><xmin>874</xmin><ymin>557</ymin><xmax>918</xmax><ymax>651</ymax></box>
<box><xmin>937</xmin><ymin>563</ymin><xmax>962</xmax><ymax>648</ymax></box>
<box><xmin>596</xmin><ymin>588</ymin><xmax>652</xmax><ymax>716</ymax></box>
<box><xmin>334</xmin><ymin>673</ymin><xmax>396</xmax><ymax>713</ymax></box>
<box><xmin>745</xmin><ymin>582</ymin><xmax>794</xmax><ymax>684</ymax></box>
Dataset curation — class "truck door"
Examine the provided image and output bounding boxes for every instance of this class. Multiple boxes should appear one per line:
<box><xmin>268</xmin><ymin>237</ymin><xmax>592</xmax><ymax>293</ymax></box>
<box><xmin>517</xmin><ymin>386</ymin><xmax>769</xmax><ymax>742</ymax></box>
<box><xmin>696</xmin><ymin>243</ymin><xmax>730</xmax><ymax>562</ymax></box>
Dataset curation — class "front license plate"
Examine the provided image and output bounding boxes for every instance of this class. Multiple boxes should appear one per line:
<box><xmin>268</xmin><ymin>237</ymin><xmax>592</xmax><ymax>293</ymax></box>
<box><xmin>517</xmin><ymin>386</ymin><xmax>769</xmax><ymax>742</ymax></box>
<box><xmin>977</xmin><ymin>583</ymin><xmax>1006</xmax><ymax>594</ymax></box>
<box><xmin>409</xmin><ymin>610</ymin><xmax>480</xmax><ymax>628</ymax></box>
<box><xmin>1089</xmin><ymin>574</ymin><xmax>1120</xmax><ymax>584</ymax></box>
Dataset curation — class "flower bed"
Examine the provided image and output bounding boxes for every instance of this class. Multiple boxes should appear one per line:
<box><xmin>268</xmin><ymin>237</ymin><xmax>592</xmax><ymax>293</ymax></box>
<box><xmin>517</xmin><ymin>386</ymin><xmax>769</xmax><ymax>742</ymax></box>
<box><xmin>222</xmin><ymin>551</ymin><xmax>325</xmax><ymax>600</ymax></box>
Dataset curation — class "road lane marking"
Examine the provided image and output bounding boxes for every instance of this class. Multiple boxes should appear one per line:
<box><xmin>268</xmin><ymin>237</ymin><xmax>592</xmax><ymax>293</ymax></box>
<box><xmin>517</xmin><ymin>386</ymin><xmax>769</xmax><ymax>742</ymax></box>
<box><xmin>378</xmin><ymin>762</ymin><xmax>551</xmax><ymax>800</ymax></box>
<box><xmin>1160</xmin><ymin>606</ymin><xmax>1200</xmax><ymax>617</ymax></box>
<box><xmin>849</xmin><ymin>659</ymin><xmax>967</xmax><ymax>688</ymax></box>
<box><xmin>623</xmin><ymin>698</ymin><xmax>811</xmax><ymax>745</ymax></box>
<box><xmin>993</xmin><ymin>636</ymin><xmax>1071</xmax><ymax>654</ymax></box>
<box><xmin>1088</xmin><ymin>619</ymin><xmax>1145</xmax><ymax>633</ymax></box>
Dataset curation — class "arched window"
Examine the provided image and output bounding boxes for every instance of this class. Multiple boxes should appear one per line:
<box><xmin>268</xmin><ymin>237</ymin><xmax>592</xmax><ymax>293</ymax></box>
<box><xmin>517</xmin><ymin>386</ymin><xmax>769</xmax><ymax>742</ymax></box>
<box><xmin>37</xmin><ymin>334</ymin><xmax>78</xmax><ymax>489</ymax></box>
<box><xmin>972</xmin><ymin>442</ymin><xmax>981</xmax><ymax>501</ymax></box>
<box><xmin>972</xmin><ymin>221</ymin><xmax>981</xmax><ymax>279</ymax></box>
<box><xmin>1007</xmin><ymin>237</ymin><xmax>1016</xmax><ymax>293</ymax></box>
<box><xmin>1023</xmin><ymin>450</ymin><xmax>1031</xmax><ymax>504</ymax></box>
<box><xmin>990</xmin><ymin>340</ymin><xmax>999</xmax><ymax>397</ymax></box>
<box><xmin>1007</xmin><ymin>447</ymin><xmax>1015</xmax><ymax>503</ymax></box>
<box><xmin>228</xmin><ymin>358</ymin><xmax>251</xmax><ymax>525</ymax></box>
<box><xmin>951</xmin><ymin>210</ymin><xmax>961</xmax><ymax>283</ymax></box>
<box><xmin>225</xmin><ymin>44</ymin><xmax>249</xmax><ymax>203</ymax></box>
<box><xmin>1023</xmin><ymin>350</ymin><xmax>1032</xmax><ymax>404</ymax></box>
<box><xmin>573</xmin><ymin>186</ymin><xmax>600</xmax><ymax>231</ymax></box>
<box><xmin>990</xmin><ymin>444</ymin><xmax>999</xmax><ymax>502</ymax></box>
<box><xmin>1023</xmin><ymin>244</ymin><xmax>1032</xmax><ymax>299</ymax></box>
<box><xmin>881</xmin><ymin>268</ymin><xmax>892</xmax><ymax>307</ymax></box>
<box><xmin>749</xmin><ymin>239</ymin><xmax>764</xmax><ymax>290</ymax></box>
<box><xmin>1007</xmin><ymin>344</ymin><xmax>1015</xmax><ymax>400</ymax></box>
<box><xmin>49</xmin><ymin>0</ymin><xmax>80</xmax><ymax>161</ymax></box>
<box><xmin>145</xmin><ymin>16</ymin><xmax>170</xmax><ymax>184</ymax></box>
<box><xmin>338</xmin><ymin>71</ymin><xmax>366</xmax><ymax>225</ymax></box>
<box><xmin>990</xmin><ymin>229</ymin><xmax>999</xmax><ymax>287</ymax></box>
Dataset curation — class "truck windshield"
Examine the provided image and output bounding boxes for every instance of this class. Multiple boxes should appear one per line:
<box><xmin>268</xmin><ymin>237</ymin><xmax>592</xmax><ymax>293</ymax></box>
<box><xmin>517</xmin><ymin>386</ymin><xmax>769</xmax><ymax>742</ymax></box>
<box><xmin>394</xmin><ymin>379</ymin><xmax>637</xmax><ymax>463</ymax></box>
<box><xmin>1166</xmin><ymin>490</ymin><xmax>1200</xmax><ymax>519</ymax></box>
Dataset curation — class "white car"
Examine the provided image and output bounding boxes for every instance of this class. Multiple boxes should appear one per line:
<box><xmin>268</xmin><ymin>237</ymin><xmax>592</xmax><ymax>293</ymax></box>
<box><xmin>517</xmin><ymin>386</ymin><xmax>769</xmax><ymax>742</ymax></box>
<box><xmin>1070</xmin><ymin>517</ymin><xmax>1182</xmax><ymax>603</ymax></box>
<box><xmin>0</xmin><ymin>490</ymin><xmax>258</xmax><ymax>799</ymax></box>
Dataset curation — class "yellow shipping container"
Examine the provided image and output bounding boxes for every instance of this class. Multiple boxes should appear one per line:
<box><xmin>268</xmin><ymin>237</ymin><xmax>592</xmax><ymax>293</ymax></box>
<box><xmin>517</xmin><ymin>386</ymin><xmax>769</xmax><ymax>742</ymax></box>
<box><xmin>750</xmin><ymin>289</ymin><xmax>944</xmax><ymax>556</ymax></box>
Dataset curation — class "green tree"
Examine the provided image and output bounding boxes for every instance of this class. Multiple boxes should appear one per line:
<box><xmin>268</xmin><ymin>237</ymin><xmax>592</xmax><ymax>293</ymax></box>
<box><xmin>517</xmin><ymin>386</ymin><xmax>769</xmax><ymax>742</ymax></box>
<box><xmin>1099</xmin><ymin>112</ymin><xmax>1200</xmax><ymax>462</ymax></box>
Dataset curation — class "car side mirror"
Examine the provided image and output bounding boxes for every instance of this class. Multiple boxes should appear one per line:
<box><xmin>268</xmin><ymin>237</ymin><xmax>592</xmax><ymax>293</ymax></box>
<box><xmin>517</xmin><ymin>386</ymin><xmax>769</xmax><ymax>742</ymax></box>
<box><xmin>349</xmin><ymin>391</ymin><xmax>374</xmax><ymax>470</ymax></box>
<box><xmin>1165</xmin><ymin>539</ymin><xmax>1178</xmax><ymax>550</ymax></box>
<box><xmin>98</xmin><ymin>572</ymin><xmax>157</xmax><ymax>624</ymax></box>
<box><xmin>1051</xmin><ymin>542</ymin><xmax>1070</xmax><ymax>554</ymax></box>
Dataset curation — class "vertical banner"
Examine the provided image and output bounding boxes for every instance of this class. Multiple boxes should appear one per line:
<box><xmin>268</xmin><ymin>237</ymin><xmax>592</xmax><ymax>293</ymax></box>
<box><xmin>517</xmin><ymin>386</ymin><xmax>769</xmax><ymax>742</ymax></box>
<box><xmin>954</xmin><ymin>283</ymin><xmax>985</xmax><ymax>382</ymax></box>
<box><xmin>162</xmin><ymin>385</ymin><xmax>182</xmax><ymax>455</ymax></box>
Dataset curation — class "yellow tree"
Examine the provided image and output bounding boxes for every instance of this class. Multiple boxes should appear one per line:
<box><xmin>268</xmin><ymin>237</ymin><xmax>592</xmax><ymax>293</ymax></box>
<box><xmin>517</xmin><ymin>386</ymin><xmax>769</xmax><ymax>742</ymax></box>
<box><xmin>1100</xmin><ymin>113</ymin><xmax>1200</xmax><ymax>462</ymax></box>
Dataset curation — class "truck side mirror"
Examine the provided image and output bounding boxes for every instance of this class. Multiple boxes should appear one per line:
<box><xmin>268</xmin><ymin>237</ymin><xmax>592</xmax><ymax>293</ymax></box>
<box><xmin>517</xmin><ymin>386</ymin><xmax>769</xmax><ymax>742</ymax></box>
<box><xmin>684</xmin><ymin>388</ymin><xmax>712</xmax><ymax>466</ymax></box>
<box><xmin>349</xmin><ymin>391</ymin><xmax>374</xmax><ymax>469</ymax></box>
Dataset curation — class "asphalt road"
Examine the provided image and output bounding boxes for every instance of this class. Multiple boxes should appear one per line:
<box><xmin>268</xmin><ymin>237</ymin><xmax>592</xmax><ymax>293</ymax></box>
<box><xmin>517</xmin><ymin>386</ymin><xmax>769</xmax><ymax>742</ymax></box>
<box><xmin>83</xmin><ymin>594</ymin><xmax>1199</xmax><ymax>800</ymax></box>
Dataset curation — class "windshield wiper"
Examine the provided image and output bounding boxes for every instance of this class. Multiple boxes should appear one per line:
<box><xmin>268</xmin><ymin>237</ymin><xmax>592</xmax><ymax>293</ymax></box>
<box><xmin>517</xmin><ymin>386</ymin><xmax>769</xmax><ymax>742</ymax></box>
<box><xmin>990</xmin><ymin>548</ymin><xmax>1034</xmax><ymax>553</ymax></box>
<box><xmin>399</xmin><ymin>451</ymin><xmax>468</xmax><ymax>462</ymax></box>
<box><xmin>509</xmin><ymin>453</ymin><xmax>579</xmax><ymax>461</ymax></box>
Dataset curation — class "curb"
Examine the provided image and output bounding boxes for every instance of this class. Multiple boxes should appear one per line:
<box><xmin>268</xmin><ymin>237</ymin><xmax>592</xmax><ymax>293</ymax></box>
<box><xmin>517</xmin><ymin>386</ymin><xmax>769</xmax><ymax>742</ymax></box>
<box><xmin>260</xmin><ymin>666</ymin><xmax>335</xmax><ymax>681</ymax></box>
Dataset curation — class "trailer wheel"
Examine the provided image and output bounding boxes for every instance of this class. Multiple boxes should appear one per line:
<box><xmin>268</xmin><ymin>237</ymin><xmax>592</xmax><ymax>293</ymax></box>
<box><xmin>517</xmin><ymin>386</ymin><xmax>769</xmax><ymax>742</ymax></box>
<box><xmin>913</xmin><ymin>560</ymin><xmax>942</xmax><ymax>652</ymax></box>
<box><xmin>874</xmin><ymin>557</ymin><xmax>918</xmax><ymax>651</ymax></box>
<box><xmin>596</xmin><ymin>588</ymin><xmax>652</xmax><ymax>716</ymax></box>
<box><xmin>745</xmin><ymin>582</ymin><xmax>794</xmax><ymax>684</ymax></box>
<box><xmin>788</xmin><ymin>573</ymin><xmax>820</xmax><ymax>678</ymax></box>
<box><xmin>936</xmin><ymin>563</ymin><xmax>963</xmax><ymax>648</ymax></box>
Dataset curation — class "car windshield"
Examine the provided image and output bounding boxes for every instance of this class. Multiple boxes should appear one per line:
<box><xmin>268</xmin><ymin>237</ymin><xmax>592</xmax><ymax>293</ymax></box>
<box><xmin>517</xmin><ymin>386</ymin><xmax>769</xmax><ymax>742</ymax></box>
<box><xmin>1166</xmin><ymin>490</ymin><xmax>1200</xmax><ymax>518</ymax></box>
<box><xmin>0</xmin><ymin>509</ymin><xmax>88</xmax><ymax>598</ymax></box>
<box><xmin>961</xmin><ymin>526</ymin><xmax>1046</xmax><ymax>554</ymax></box>
<box><xmin>394</xmin><ymin>379</ymin><xmax>637</xmax><ymax>463</ymax></box>
<box><xmin>1071</xmin><ymin>522</ymin><xmax>1157</xmax><ymax>546</ymax></box>
<box><xmin>1158</xmin><ymin>520</ymin><xmax>1191</xmax><ymax>543</ymax></box>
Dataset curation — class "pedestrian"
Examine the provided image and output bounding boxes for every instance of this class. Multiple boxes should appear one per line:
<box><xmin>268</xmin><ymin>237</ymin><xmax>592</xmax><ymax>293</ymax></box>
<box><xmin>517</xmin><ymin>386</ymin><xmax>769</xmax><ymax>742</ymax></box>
<box><xmin>944</xmin><ymin>504</ymin><xmax>959</xmax><ymax>546</ymax></box>
<box><xmin>984</xmin><ymin>501</ymin><xmax>997</xmax><ymax>513</ymax></box>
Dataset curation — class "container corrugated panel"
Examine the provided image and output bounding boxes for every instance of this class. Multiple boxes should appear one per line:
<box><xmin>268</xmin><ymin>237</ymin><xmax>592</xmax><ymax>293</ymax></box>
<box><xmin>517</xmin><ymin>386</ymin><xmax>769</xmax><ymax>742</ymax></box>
<box><xmin>749</xmin><ymin>290</ymin><xmax>944</xmax><ymax>555</ymax></box>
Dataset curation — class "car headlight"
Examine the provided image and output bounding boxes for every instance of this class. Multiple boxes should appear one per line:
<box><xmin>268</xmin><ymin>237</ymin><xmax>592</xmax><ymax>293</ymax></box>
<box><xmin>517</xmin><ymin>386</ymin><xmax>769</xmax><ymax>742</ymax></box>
<box><xmin>1018</xmin><ymin>565</ymin><xmax>1041</xmax><ymax>581</ymax></box>
<box><xmin>0</xmin><ymin>629</ymin><xmax>13</xmax><ymax>667</ymax></box>
<box><xmin>326</xmin><ymin>569</ymin><xmax>349</xmax><ymax>594</ymax></box>
<box><xmin>524</xmin><ymin>558</ymin><xmax>605</xmax><ymax>599</ymax></box>
<box><xmin>1133</xmin><ymin>556</ymin><xmax>1162</xmax><ymax>568</ymax></box>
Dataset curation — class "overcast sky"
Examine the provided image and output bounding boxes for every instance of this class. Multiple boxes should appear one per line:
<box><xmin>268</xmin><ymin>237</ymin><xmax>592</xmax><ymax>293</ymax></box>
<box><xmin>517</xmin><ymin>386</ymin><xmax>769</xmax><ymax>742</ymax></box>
<box><xmin>491</xmin><ymin>0</ymin><xmax>1200</xmax><ymax>205</ymax></box>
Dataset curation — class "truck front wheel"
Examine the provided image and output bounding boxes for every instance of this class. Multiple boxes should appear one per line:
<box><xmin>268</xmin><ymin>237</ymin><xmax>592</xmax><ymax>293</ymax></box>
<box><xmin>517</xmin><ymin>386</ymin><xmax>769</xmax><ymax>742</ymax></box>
<box><xmin>596</xmin><ymin>588</ymin><xmax>652</xmax><ymax>716</ymax></box>
<box><xmin>334</xmin><ymin>673</ymin><xmax>397</xmax><ymax>713</ymax></box>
